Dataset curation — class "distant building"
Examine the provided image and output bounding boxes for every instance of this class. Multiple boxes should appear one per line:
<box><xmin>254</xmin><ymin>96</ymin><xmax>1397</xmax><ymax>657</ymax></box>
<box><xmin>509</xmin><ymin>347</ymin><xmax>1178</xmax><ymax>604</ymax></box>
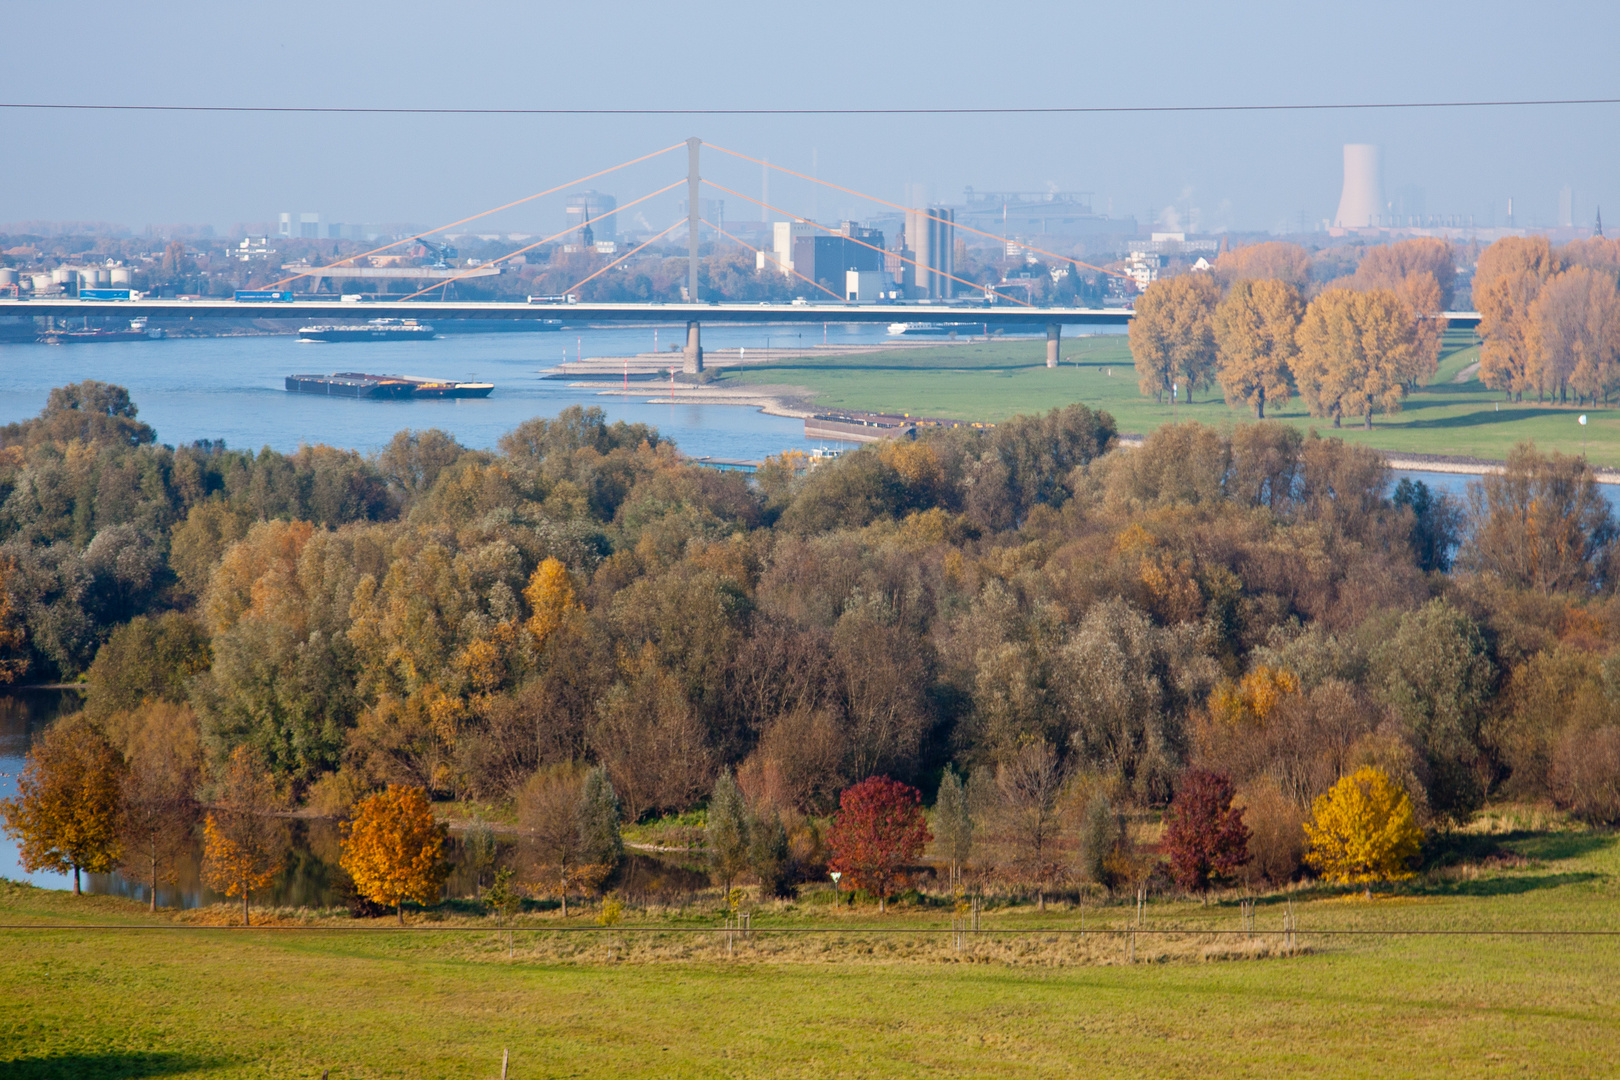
<box><xmin>794</xmin><ymin>223</ymin><xmax>886</xmax><ymax>295</ymax></box>
<box><xmin>1124</xmin><ymin>251</ymin><xmax>1166</xmax><ymax>292</ymax></box>
<box><xmin>903</xmin><ymin>207</ymin><xmax>954</xmax><ymax>299</ymax></box>
<box><xmin>567</xmin><ymin>191</ymin><xmax>618</xmax><ymax>241</ymax></box>
<box><xmin>957</xmin><ymin>189</ymin><xmax>1134</xmax><ymax>238</ymax></box>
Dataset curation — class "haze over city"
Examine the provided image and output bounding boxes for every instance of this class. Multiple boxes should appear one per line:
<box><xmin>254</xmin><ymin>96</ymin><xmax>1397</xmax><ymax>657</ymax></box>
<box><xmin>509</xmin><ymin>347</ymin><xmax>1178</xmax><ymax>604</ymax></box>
<box><xmin>3</xmin><ymin>0</ymin><xmax>1617</xmax><ymax>235</ymax></box>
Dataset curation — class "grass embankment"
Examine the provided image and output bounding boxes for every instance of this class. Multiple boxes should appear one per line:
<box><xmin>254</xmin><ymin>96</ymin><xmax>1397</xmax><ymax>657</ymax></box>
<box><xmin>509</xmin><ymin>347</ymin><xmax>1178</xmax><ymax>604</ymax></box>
<box><xmin>722</xmin><ymin>331</ymin><xmax>1620</xmax><ymax>468</ymax></box>
<box><xmin>4</xmin><ymin>813</ymin><xmax>1620</xmax><ymax>1078</ymax></box>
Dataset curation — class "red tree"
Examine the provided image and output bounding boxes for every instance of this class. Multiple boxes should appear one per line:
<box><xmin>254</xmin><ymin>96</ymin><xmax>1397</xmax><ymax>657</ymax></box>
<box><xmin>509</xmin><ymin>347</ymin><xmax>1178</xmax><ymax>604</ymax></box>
<box><xmin>1163</xmin><ymin>770</ymin><xmax>1251</xmax><ymax>897</ymax></box>
<box><xmin>827</xmin><ymin>777</ymin><xmax>931</xmax><ymax>912</ymax></box>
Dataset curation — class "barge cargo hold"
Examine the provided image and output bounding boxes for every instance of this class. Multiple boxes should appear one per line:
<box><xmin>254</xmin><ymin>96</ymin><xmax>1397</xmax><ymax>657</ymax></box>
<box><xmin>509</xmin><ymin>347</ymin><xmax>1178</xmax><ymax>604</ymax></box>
<box><xmin>297</xmin><ymin>318</ymin><xmax>436</xmax><ymax>342</ymax></box>
<box><xmin>285</xmin><ymin>372</ymin><xmax>494</xmax><ymax>399</ymax></box>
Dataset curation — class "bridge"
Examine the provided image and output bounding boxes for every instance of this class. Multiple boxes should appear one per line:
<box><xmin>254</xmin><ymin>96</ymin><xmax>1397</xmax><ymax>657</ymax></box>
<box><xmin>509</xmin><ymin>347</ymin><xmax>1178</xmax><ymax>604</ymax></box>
<box><xmin>0</xmin><ymin>135</ymin><xmax>1483</xmax><ymax>370</ymax></box>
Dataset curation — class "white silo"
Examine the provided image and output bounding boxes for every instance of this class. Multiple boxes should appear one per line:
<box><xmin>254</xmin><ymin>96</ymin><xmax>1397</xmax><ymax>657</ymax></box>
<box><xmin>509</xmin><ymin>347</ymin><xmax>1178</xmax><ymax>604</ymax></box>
<box><xmin>52</xmin><ymin>266</ymin><xmax>75</xmax><ymax>284</ymax></box>
<box><xmin>110</xmin><ymin>267</ymin><xmax>133</xmax><ymax>285</ymax></box>
<box><xmin>0</xmin><ymin>268</ymin><xmax>18</xmax><ymax>286</ymax></box>
<box><xmin>32</xmin><ymin>273</ymin><xmax>53</xmax><ymax>291</ymax></box>
<box><xmin>1334</xmin><ymin>144</ymin><xmax>1384</xmax><ymax>229</ymax></box>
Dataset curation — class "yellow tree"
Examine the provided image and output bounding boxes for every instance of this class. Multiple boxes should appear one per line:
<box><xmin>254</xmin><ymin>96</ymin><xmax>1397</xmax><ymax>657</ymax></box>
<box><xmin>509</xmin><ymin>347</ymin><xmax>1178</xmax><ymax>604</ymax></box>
<box><xmin>1212</xmin><ymin>241</ymin><xmax>1312</xmax><ymax>291</ymax></box>
<box><xmin>1304</xmin><ymin>766</ymin><xmax>1422</xmax><ymax>894</ymax></box>
<box><xmin>0</xmin><ymin>717</ymin><xmax>124</xmax><ymax>894</ymax></box>
<box><xmin>1474</xmin><ymin>236</ymin><xmax>1560</xmax><ymax>400</ymax></box>
<box><xmin>201</xmin><ymin>745</ymin><xmax>287</xmax><ymax>925</ymax></box>
<box><xmin>1213</xmin><ymin>278</ymin><xmax>1303</xmax><ymax>418</ymax></box>
<box><xmin>1129</xmin><ymin>273</ymin><xmax>1221</xmax><ymax>403</ymax></box>
<box><xmin>1529</xmin><ymin>266</ymin><xmax>1620</xmax><ymax>405</ymax></box>
<box><xmin>523</xmin><ymin>557</ymin><xmax>580</xmax><ymax>651</ymax></box>
<box><xmin>1294</xmin><ymin>288</ymin><xmax>1417</xmax><ymax>429</ymax></box>
<box><xmin>340</xmin><ymin>785</ymin><xmax>449</xmax><ymax>923</ymax></box>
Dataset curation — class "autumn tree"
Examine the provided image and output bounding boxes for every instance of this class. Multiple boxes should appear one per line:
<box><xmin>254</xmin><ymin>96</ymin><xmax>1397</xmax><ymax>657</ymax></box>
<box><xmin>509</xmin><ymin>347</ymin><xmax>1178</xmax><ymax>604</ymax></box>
<box><xmin>931</xmin><ymin>765</ymin><xmax>973</xmax><ymax>890</ymax></box>
<box><xmin>1129</xmin><ymin>273</ymin><xmax>1221</xmax><ymax>403</ymax></box>
<box><xmin>1294</xmin><ymin>287</ymin><xmax>1419</xmax><ymax>428</ymax></box>
<box><xmin>1162</xmin><ymin>770</ymin><xmax>1250</xmax><ymax>898</ymax></box>
<box><xmin>0</xmin><ymin>717</ymin><xmax>124</xmax><ymax>894</ymax></box>
<box><xmin>201</xmin><ymin>745</ymin><xmax>287</xmax><ymax>925</ymax></box>
<box><xmin>0</xmin><ymin>555</ymin><xmax>27</xmax><ymax>684</ymax></box>
<box><xmin>340</xmin><ymin>784</ymin><xmax>449</xmax><ymax>923</ymax></box>
<box><xmin>1304</xmin><ymin>766</ymin><xmax>1422</xmax><ymax>894</ymax></box>
<box><xmin>1212</xmin><ymin>241</ymin><xmax>1311</xmax><ymax>291</ymax></box>
<box><xmin>523</xmin><ymin>557</ymin><xmax>581</xmax><ymax>650</ymax></box>
<box><xmin>986</xmin><ymin>741</ymin><xmax>1068</xmax><ymax>910</ymax></box>
<box><xmin>117</xmin><ymin>702</ymin><xmax>202</xmax><ymax>911</ymax></box>
<box><xmin>1529</xmin><ymin>266</ymin><xmax>1620</xmax><ymax>404</ymax></box>
<box><xmin>515</xmin><ymin>764</ymin><xmax>621</xmax><ymax>916</ymax></box>
<box><xmin>1353</xmin><ymin>238</ymin><xmax>1453</xmax><ymax>387</ymax></box>
<box><xmin>826</xmin><ymin>776</ymin><xmax>931</xmax><ymax>912</ymax></box>
<box><xmin>748</xmin><ymin>809</ymin><xmax>794</xmax><ymax>899</ymax></box>
<box><xmin>1460</xmin><ymin>443</ymin><xmax>1616</xmax><ymax>594</ymax></box>
<box><xmin>1475</xmin><ymin>236</ymin><xmax>1560</xmax><ymax>400</ymax></box>
<box><xmin>1213</xmin><ymin>278</ymin><xmax>1303</xmax><ymax>418</ymax></box>
<box><xmin>705</xmin><ymin>771</ymin><xmax>751</xmax><ymax>894</ymax></box>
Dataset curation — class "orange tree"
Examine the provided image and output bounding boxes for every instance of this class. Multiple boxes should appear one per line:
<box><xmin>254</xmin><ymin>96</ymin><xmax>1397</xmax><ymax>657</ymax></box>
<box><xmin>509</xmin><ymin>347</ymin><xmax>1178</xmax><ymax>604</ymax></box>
<box><xmin>1304</xmin><ymin>766</ymin><xmax>1422</xmax><ymax>895</ymax></box>
<box><xmin>201</xmin><ymin>745</ymin><xmax>287</xmax><ymax>925</ymax></box>
<box><xmin>827</xmin><ymin>776</ymin><xmax>931</xmax><ymax>912</ymax></box>
<box><xmin>0</xmin><ymin>717</ymin><xmax>124</xmax><ymax>894</ymax></box>
<box><xmin>339</xmin><ymin>785</ymin><xmax>449</xmax><ymax>923</ymax></box>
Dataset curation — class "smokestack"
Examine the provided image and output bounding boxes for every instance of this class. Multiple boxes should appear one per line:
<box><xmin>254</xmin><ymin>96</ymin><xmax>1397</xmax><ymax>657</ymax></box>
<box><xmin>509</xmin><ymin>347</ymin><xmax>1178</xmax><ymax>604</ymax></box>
<box><xmin>1334</xmin><ymin>144</ymin><xmax>1384</xmax><ymax>229</ymax></box>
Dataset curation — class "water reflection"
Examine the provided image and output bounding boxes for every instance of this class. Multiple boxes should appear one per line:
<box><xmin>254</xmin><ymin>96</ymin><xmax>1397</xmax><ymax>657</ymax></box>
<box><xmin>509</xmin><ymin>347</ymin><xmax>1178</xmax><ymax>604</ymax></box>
<box><xmin>3</xmin><ymin>693</ymin><xmax>709</xmax><ymax>910</ymax></box>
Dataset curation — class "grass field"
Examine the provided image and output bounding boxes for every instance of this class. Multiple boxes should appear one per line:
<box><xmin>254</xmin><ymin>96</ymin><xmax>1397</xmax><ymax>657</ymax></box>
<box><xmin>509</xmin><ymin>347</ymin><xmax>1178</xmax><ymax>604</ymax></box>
<box><xmin>5</xmin><ymin>814</ymin><xmax>1619</xmax><ymax>1079</ymax></box>
<box><xmin>721</xmin><ymin>331</ymin><xmax>1620</xmax><ymax>468</ymax></box>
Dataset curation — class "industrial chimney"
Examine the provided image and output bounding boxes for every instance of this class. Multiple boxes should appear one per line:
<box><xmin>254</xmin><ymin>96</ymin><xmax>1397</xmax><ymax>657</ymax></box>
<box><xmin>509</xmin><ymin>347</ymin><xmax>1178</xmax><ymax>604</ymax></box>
<box><xmin>1334</xmin><ymin>144</ymin><xmax>1384</xmax><ymax>229</ymax></box>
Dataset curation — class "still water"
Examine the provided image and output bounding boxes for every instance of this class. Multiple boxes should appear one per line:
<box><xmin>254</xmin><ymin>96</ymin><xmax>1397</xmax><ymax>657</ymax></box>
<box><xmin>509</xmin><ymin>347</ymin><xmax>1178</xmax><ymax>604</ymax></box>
<box><xmin>0</xmin><ymin>322</ymin><xmax>1051</xmax><ymax>459</ymax></box>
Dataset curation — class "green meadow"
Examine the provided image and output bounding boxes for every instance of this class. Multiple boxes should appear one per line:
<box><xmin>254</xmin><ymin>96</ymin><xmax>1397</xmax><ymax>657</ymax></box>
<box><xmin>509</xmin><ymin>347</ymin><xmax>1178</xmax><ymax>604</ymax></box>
<box><xmin>722</xmin><ymin>331</ymin><xmax>1620</xmax><ymax>468</ymax></box>
<box><xmin>4</xmin><ymin>815</ymin><xmax>1618</xmax><ymax>1079</ymax></box>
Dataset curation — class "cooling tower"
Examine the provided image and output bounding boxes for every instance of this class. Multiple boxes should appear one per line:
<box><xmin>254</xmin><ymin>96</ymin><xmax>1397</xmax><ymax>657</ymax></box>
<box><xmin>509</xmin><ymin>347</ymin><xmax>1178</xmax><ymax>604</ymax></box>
<box><xmin>1334</xmin><ymin>144</ymin><xmax>1384</xmax><ymax>229</ymax></box>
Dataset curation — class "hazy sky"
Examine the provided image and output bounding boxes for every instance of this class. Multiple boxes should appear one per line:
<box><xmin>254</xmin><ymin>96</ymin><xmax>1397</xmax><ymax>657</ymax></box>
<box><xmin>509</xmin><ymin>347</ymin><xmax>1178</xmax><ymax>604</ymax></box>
<box><xmin>3</xmin><ymin>0</ymin><xmax>1616</xmax><ymax>236</ymax></box>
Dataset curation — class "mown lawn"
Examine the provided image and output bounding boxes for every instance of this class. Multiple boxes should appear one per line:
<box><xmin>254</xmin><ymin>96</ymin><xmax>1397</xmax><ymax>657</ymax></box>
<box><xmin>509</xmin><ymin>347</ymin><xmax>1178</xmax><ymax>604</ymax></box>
<box><xmin>4</xmin><ymin>822</ymin><xmax>1619</xmax><ymax>1079</ymax></box>
<box><xmin>722</xmin><ymin>331</ymin><xmax>1620</xmax><ymax>467</ymax></box>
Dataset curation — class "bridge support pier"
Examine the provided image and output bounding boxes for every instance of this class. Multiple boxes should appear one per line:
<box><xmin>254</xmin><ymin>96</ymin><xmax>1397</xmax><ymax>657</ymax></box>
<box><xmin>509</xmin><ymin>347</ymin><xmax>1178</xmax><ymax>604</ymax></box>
<box><xmin>683</xmin><ymin>320</ymin><xmax>703</xmax><ymax>374</ymax></box>
<box><xmin>1046</xmin><ymin>322</ymin><xmax>1061</xmax><ymax>368</ymax></box>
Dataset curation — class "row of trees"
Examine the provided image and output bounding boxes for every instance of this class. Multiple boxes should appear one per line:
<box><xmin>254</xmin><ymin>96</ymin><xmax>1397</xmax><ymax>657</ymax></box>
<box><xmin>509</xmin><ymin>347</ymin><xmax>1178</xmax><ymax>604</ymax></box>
<box><xmin>1130</xmin><ymin>238</ymin><xmax>1453</xmax><ymax>426</ymax></box>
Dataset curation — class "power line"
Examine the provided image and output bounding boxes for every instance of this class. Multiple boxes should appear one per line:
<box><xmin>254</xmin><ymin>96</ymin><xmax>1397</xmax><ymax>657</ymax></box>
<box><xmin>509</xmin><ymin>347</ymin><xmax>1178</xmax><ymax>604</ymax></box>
<box><xmin>3</xmin><ymin>98</ymin><xmax>1620</xmax><ymax>117</ymax></box>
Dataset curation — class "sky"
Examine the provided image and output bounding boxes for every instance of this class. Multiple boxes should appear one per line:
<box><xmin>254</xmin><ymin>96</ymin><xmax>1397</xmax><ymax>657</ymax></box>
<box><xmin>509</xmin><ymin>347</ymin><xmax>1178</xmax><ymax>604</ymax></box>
<box><xmin>1</xmin><ymin>0</ymin><xmax>1616</xmax><ymax>237</ymax></box>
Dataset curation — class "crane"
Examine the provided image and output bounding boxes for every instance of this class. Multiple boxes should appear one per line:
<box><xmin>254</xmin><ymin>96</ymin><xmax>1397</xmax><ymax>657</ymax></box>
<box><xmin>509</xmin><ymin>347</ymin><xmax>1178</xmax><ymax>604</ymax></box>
<box><xmin>415</xmin><ymin>238</ymin><xmax>458</xmax><ymax>269</ymax></box>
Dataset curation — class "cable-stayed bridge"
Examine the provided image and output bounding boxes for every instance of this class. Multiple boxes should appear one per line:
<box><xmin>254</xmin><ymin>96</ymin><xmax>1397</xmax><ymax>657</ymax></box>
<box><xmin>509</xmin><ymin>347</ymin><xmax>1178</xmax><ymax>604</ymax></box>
<box><xmin>0</xmin><ymin>137</ymin><xmax>1481</xmax><ymax>370</ymax></box>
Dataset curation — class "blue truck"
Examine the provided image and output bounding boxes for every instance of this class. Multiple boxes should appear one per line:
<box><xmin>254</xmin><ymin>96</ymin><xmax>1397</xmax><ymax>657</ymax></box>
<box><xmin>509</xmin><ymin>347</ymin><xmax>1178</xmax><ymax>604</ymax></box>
<box><xmin>233</xmin><ymin>290</ymin><xmax>295</xmax><ymax>302</ymax></box>
<box><xmin>79</xmin><ymin>288</ymin><xmax>132</xmax><ymax>301</ymax></box>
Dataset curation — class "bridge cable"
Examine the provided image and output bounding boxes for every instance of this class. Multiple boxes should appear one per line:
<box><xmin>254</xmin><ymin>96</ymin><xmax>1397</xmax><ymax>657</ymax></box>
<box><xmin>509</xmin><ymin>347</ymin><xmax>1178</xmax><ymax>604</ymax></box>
<box><xmin>702</xmin><ymin>219</ymin><xmax>845</xmax><ymax>302</ymax></box>
<box><xmin>703</xmin><ymin>179</ymin><xmax>1035</xmax><ymax>308</ymax></box>
<box><xmin>395</xmin><ymin>181</ymin><xmax>683</xmax><ymax>301</ymax></box>
<box><xmin>559</xmin><ymin>220</ymin><xmax>684</xmax><ymax>298</ymax></box>
<box><xmin>267</xmin><ymin>142</ymin><xmax>684</xmax><ymax>290</ymax></box>
<box><xmin>704</xmin><ymin>142</ymin><xmax>1131</xmax><ymax>282</ymax></box>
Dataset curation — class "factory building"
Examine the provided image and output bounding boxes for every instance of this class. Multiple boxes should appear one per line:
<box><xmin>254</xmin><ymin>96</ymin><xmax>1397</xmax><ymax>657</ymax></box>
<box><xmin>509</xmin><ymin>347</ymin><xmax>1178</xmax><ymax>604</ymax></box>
<box><xmin>903</xmin><ymin>207</ymin><xmax>955</xmax><ymax>299</ymax></box>
<box><xmin>792</xmin><ymin>223</ymin><xmax>886</xmax><ymax>296</ymax></box>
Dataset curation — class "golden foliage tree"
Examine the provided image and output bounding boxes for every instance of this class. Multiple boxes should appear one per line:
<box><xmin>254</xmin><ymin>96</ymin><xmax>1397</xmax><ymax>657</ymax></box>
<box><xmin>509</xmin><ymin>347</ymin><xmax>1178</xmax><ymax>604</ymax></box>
<box><xmin>1208</xmin><ymin>665</ymin><xmax>1299</xmax><ymax>727</ymax></box>
<box><xmin>1353</xmin><ymin>239</ymin><xmax>1454</xmax><ymax>388</ymax></box>
<box><xmin>1294</xmin><ymin>288</ymin><xmax>1419</xmax><ymax>429</ymax></box>
<box><xmin>1213</xmin><ymin>278</ymin><xmax>1303</xmax><ymax>418</ymax></box>
<box><xmin>117</xmin><ymin>702</ymin><xmax>202</xmax><ymax>912</ymax></box>
<box><xmin>1475</xmin><ymin>236</ymin><xmax>1560</xmax><ymax>400</ymax></box>
<box><xmin>201</xmin><ymin>745</ymin><xmax>287</xmax><ymax>925</ymax></box>
<box><xmin>0</xmin><ymin>717</ymin><xmax>124</xmax><ymax>894</ymax></box>
<box><xmin>523</xmin><ymin>557</ymin><xmax>580</xmax><ymax>650</ymax></box>
<box><xmin>1129</xmin><ymin>273</ymin><xmax>1221</xmax><ymax>403</ymax></box>
<box><xmin>339</xmin><ymin>784</ymin><xmax>449</xmax><ymax>923</ymax></box>
<box><xmin>1303</xmin><ymin>766</ymin><xmax>1422</xmax><ymax>892</ymax></box>
<box><xmin>1212</xmin><ymin>241</ymin><xmax>1312</xmax><ymax>291</ymax></box>
<box><xmin>1529</xmin><ymin>266</ymin><xmax>1620</xmax><ymax>404</ymax></box>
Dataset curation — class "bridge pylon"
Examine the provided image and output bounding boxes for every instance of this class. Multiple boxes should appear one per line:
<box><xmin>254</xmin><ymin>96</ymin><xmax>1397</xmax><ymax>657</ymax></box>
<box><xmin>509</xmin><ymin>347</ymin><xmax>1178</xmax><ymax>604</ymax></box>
<box><xmin>683</xmin><ymin>319</ymin><xmax>703</xmax><ymax>374</ymax></box>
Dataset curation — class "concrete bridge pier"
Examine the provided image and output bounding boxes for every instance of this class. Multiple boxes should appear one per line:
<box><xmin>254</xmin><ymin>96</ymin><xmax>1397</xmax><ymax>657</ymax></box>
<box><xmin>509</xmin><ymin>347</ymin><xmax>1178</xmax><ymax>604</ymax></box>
<box><xmin>683</xmin><ymin>320</ymin><xmax>703</xmax><ymax>373</ymax></box>
<box><xmin>1046</xmin><ymin>322</ymin><xmax>1061</xmax><ymax>368</ymax></box>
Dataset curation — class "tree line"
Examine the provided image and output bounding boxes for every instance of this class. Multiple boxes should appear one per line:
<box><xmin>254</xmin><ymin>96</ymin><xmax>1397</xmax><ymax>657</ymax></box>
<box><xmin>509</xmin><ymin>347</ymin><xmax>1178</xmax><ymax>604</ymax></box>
<box><xmin>1130</xmin><ymin>235</ymin><xmax>1620</xmax><ymax>424</ymax></box>
<box><xmin>4</xmin><ymin>381</ymin><xmax>1620</xmax><ymax>911</ymax></box>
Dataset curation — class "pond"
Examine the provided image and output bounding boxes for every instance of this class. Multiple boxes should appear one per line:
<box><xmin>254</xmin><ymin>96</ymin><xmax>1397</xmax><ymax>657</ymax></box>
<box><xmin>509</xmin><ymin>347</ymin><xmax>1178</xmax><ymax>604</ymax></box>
<box><xmin>0</xmin><ymin>691</ymin><xmax>708</xmax><ymax>910</ymax></box>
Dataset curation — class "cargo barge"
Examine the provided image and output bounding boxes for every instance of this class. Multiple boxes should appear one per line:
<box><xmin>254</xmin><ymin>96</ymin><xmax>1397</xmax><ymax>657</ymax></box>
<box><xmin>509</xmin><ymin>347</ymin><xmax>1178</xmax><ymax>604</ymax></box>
<box><xmin>297</xmin><ymin>318</ymin><xmax>435</xmax><ymax>342</ymax></box>
<box><xmin>40</xmin><ymin>317</ymin><xmax>166</xmax><ymax>344</ymax></box>
<box><xmin>285</xmin><ymin>372</ymin><xmax>494</xmax><ymax>399</ymax></box>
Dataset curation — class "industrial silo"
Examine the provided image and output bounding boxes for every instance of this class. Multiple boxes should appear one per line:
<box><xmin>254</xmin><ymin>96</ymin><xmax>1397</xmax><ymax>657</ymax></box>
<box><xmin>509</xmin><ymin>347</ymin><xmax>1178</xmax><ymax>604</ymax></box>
<box><xmin>0</xmin><ymin>268</ymin><xmax>18</xmax><ymax>286</ymax></box>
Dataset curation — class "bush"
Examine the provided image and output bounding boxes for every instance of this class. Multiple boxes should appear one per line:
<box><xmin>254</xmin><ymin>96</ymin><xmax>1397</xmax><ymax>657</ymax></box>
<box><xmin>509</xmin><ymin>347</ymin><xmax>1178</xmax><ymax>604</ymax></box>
<box><xmin>1550</xmin><ymin>726</ymin><xmax>1620</xmax><ymax>824</ymax></box>
<box><xmin>1236</xmin><ymin>780</ymin><xmax>1304</xmax><ymax>885</ymax></box>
